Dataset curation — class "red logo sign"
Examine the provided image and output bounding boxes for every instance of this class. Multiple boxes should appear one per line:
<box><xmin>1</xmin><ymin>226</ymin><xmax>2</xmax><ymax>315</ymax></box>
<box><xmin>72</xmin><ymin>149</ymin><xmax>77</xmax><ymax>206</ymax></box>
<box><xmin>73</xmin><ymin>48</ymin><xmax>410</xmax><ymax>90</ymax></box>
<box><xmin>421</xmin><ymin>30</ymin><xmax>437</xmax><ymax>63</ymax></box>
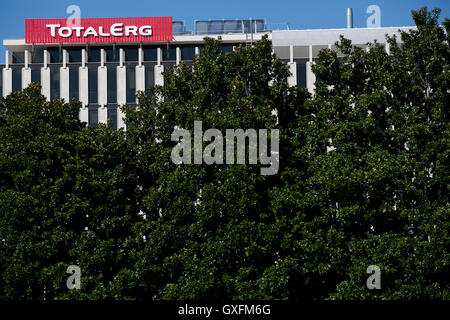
<box><xmin>25</xmin><ymin>17</ymin><xmax>173</xmax><ymax>44</ymax></box>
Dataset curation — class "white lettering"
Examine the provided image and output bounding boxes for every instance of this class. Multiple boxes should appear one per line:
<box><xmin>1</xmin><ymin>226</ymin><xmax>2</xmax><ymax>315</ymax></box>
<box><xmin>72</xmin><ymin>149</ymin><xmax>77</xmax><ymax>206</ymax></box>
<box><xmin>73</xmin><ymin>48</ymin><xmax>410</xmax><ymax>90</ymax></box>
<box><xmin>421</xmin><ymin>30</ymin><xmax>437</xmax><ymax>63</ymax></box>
<box><xmin>45</xmin><ymin>22</ymin><xmax>154</xmax><ymax>39</ymax></box>
<box><xmin>72</xmin><ymin>27</ymin><xmax>84</xmax><ymax>37</ymax></box>
<box><xmin>125</xmin><ymin>25</ymin><xmax>138</xmax><ymax>36</ymax></box>
<box><xmin>83</xmin><ymin>26</ymin><xmax>98</xmax><ymax>38</ymax></box>
<box><xmin>58</xmin><ymin>27</ymin><xmax>73</xmax><ymax>38</ymax></box>
<box><xmin>111</xmin><ymin>23</ymin><xmax>124</xmax><ymax>36</ymax></box>
<box><xmin>139</xmin><ymin>25</ymin><xmax>152</xmax><ymax>36</ymax></box>
<box><xmin>46</xmin><ymin>24</ymin><xmax>61</xmax><ymax>38</ymax></box>
<box><xmin>98</xmin><ymin>26</ymin><xmax>110</xmax><ymax>37</ymax></box>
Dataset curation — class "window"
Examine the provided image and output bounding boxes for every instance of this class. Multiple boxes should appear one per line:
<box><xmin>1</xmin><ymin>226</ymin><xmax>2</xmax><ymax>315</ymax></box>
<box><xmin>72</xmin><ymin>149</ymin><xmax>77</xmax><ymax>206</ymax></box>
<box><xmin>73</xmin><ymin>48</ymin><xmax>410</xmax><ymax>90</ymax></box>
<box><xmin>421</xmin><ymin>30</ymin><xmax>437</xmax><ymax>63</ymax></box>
<box><xmin>107</xmin><ymin>108</ymin><xmax>118</xmax><ymax>130</ymax></box>
<box><xmin>162</xmin><ymin>46</ymin><xmax>176</xmax><ymax>61</ymax></box>
<box><xmin>123</xmin><ymin>47</ymin><xmax>138</xmax><ymax>62</ymax></box>
<box><xmin>145</xmin><ymin>67</ymin><xmax>154</xmax><ymax>98</ymax></box>
<box><xmin>105</xmin><ymin>48</ymin><xmax>119</xmax><ymax>62</ymax></box>
<box><xmin>48</xmin><ymin>48</ymin><xmax>62</xmax><ymax>63</ymax></box>
<box><xmin>50</xmin><ymin>68</ymin><xmax>60</xmax><ymax>99</ymax></box>
<box><xmin>88</xmin><ymin>108</ymin><xmax>98</xmax><ymax>128</ymax></box>
<box><xmin>32</xmin><ymin>50</ymin><xmax>44</xmax><ymax>63</ymax></box>
<box><xmin>107</xmin><ymin>68</ymin><xmax>117</xmax><ymax>103</ymax></box>
<box><xmin>180</xmin><ymin>46</ymin><xmax>195</xmax><ymax>61</ymax></box>
<box><xmin>88</xmin><ymin>68</ymin><xmax>98</xmax><ymax>104</ymax></box>
<box><xmin>219</xmin><ymin>44</ymin><xmax>234</xmax><ymax>53</ymax></box>
<box><xmin>12</xmin><ymin>52</ymin><xmax>25</xmax><ymax>64</ymax></box>
<box><xmin>0</xmin><ymin>69</ymin><xmax>3</xmax><ymax>96</ymax></box>
<box><xmin>143</xmin><ymin>46</ymin><xmax>157</xmax><ymax>61</ymax></box>
<box><xmin>12</xmin><ymin>69</ymin><xmax>21</xmax><ymax>92</ymax></box>
<box><xmin>88</xmin><ymin>48</ymin><xmax>101</xmax><ymax>62</ymax></box>
<box><xmin>31</xmin><ymin>69</ymin><xmax>41</xmax><ymax>84</ymax></box>
<box><xmin>296</xmin><ymin>63</ymin><xmax>307</xmax><ymax>89</ymax></box>
<box><xmin>126</xmin><ymin>67</ymin><xmax>136</xmax><ymax>103</ymax></box>
<box><xmin>67</xmin><ymin>49</ymin><xmax>82</xmax><ymax>63</ymax></box>
<box><xmin>69</xmin><ymin>68</ymin><xmax>79</xmax><ymax>100</ymax></box>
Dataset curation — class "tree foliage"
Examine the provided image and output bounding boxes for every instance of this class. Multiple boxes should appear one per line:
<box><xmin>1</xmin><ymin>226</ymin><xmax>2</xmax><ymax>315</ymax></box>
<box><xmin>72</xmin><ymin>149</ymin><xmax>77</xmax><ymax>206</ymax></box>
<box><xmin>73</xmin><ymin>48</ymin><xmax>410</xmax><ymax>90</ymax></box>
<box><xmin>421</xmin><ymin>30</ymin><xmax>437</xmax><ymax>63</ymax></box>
<box><xmin>0</xmin><ymin>7</ymin><xmax>448</xmax><ymax>300</ymax></box>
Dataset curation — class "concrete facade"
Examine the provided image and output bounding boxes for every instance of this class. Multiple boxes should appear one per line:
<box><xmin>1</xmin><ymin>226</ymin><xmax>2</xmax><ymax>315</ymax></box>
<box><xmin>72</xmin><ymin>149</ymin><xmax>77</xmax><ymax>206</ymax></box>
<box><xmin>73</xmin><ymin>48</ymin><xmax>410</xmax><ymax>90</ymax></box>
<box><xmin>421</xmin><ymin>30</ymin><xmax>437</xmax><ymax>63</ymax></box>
<box><xmin>2</xmin><ymin>24</ymin><xmax>414</xmax><ymax>128</ymax></box>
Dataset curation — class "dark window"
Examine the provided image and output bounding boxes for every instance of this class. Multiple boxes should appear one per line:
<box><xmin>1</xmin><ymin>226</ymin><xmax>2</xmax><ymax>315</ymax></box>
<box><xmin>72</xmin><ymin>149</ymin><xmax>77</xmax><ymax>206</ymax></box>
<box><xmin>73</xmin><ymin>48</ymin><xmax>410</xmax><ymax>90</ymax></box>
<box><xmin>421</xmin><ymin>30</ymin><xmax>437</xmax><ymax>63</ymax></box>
<box><xmin>180</xmin><ymin>46</ymin><xmax>195</xmax><ymax>61</ymax></box>
<box><xmin>88</xmin><ymin>68</ymin><xmax>98</xmax><ymax>104</ymax></box>
<box><xmin>69</xmin><ymin>68</ymin><xmax>79</xmax><ymax>100</ymax></box>
<box><xmin>105</xmin><ymin>48</ymin><xmax>119</xmax><ymax>62</ymax></box>
<box><xmin>107</xmin><ymin>108</ymin><xmax>118</xmax><ymax>130</ymax></box>
<box><xmin>88</xmin><ymin>48</ymin><xmax>101</xmax><ymax>63</ymax></box>
<box><xmin>126</xmin><ymin>67</ymin><xmax>136</xmax><ymax>103</ymax></box>
<box><xmin>48</xmin><ymin>48</ymin><xmax>62</xmax><ymax>63</ymax></box>
<box><xmin>296</xmin><ymin>63</ymin><xmax>306</xmax><ymax>88</ymax></box>
<box><xmin>123</xmin><ymin>47</ymin><xmax>138</xmax><ymax>62</ymax></box>
<box><xmin>219</xmin><ymin>44</ymin><xmax>234</xmax><ymax>53</ymax></box>
<box><xmin>32</xmin><ymin>50</ymin><xmax>44</xmax><ymax>63</ymax></box>
<box><xmin>162</xmin><ymin>46</ymin><xmax>176</xmax><ymax>61</ymax></box>
<box><xmin>50</xmin><ymin>68</ymin><xmax>60</xmax><ymax>99</ymax></box>
<box><xmin>0</xmin><ymin>69</ymin><xmax>3</xmax><ymax>96</ymax></box>
<box><xmin>31</xmin><ymin>69</ymin><xmax>41</xmax><ymax>84</ymax></box>
<box><xmin>107</xmin><ymin>68</ymin><xmax>117</xmax><ymax>103</ymax></box>
<box><xmin>143</xmin><ymin>46</ymin><xmax>157</xmax><ymax>61</ymax></box>
<box><xmin>12</xmin><ymin>52</ymin><xmax>25</xmax><ymax>64</ymax></box>
<box><xmin>67</xmin><ymin>49</ymin><xmax>82</xmax><ymax>63</ymax></box>
<box><xmin>145</xmin><ymin>66</ymin><xmax>154</xmax><ymax>98</ymax></box>
<box><xmin>12</xmin><ymin>69</ymin><xmax>22</xmax><ymax>92</ymax></box>
<box><xmin>88</xmin><ymin>108</ymin><xmax>98</xmax><ymax>128</ymax></box>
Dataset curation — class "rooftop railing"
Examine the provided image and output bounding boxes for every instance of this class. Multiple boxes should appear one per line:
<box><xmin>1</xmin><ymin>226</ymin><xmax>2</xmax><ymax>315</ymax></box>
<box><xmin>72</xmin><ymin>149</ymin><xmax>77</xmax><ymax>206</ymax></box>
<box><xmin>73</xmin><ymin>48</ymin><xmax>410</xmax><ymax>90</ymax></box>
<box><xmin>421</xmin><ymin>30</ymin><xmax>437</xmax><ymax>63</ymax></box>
<box><xmin>173</xmin><ymin>20</ymin><xmax>290</xmax><ymax>35</ymax></box>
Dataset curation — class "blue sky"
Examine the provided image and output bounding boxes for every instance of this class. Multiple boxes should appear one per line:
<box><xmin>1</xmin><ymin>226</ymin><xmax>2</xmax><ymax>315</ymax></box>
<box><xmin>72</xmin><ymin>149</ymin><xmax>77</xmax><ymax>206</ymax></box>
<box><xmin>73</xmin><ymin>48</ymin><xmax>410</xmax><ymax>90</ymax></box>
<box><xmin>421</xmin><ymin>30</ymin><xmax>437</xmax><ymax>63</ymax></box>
<box><xmin>1</xmin><ymin>0</ymin><xmax>449</xmax><ymax>63</ymax></box>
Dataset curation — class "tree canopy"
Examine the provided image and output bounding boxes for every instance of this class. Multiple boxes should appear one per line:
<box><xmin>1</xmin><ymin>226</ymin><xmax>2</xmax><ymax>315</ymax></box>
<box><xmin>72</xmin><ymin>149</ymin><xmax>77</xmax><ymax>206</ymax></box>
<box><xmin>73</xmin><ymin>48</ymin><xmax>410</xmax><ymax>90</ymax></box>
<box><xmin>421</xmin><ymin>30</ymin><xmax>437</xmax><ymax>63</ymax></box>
<box><xmin>0</xmin><ymin>7</ymin><xmax>448</xmax><ymax>300</ymax></box>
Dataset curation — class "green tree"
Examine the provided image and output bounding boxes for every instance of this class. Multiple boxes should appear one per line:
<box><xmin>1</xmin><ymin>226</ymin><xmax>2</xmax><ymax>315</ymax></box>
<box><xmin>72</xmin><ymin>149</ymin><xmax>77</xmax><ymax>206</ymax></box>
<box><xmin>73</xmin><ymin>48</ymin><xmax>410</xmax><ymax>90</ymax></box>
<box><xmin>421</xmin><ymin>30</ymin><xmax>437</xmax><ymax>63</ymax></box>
<box><xmin>280</xmin><ymin>6</ymin><xmax>449</xmax><ymax>299</ymax></box>
<box><xmin>0</xmin><ymin>84</ymin><xmax>140</xmax><ymax>299</ymax></box>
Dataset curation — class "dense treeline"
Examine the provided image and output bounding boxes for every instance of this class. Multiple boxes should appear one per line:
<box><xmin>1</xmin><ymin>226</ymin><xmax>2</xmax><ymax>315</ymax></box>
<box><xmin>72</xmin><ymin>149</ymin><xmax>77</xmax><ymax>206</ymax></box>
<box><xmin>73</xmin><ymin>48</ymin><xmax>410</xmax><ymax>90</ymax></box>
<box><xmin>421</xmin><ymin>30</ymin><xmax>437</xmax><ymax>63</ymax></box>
<box><xmin>0</xmin><ymin>7</ymin><xmax>448</xmax><ymax>300</ymax></box>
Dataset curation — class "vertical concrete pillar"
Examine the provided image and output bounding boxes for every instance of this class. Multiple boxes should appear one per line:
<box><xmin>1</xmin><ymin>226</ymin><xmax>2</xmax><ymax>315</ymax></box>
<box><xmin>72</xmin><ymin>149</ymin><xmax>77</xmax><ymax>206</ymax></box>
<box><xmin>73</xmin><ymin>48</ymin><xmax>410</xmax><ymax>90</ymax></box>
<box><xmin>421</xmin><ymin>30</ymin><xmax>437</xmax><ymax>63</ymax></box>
<box><xmin>119</xmin><ymin>48</ymin><xmax>125</xmax><ymax>67</ymax></box>
<box><xmin>287</xmin><ymin>62</ymin><xmax>297</xmax><ymax>87</ymax></box>
<box><xmin>157</xmin><ymin>47</ymin><xmax>162</xmax><ymax>66</ymax></box>
<box><xmin>3</xmin><ymin>52</ymin><xmax>12</xmax><ymax>97</ymax></box>
<box><xmin>117</xmin><ymin>65</ymin><xmax>126</xmax><ymax>105</ymax></box>
<box><xmin>24</xmin><ymin>50</ymin><xmax>31</xmax><ymax>68</ymax></box>
<box><xmin>306</xmin><ymin>61</ymin><xmax>316</xmax><ymax>94</ymax></box>
<box><xmin>289</xmin><ymin>45</ymin><xmax>294</xmax><ymax>63</ymax></box>
<box><xmin>385</xmin><ymin>42</ymin><xmax>390</xmax><ymax>55</ymax></box>
<box><xmin>22</xmin><ymin>69</ymin><xmax>31</xmax><ymax>89</ymax></box>
<box><xmin>98</xmin><ymin>52</ymin><xmax>108</xmax><ymax>125</ymax></box>
<box><xmin>154</xmin><ymin>65</ymin><xmax>164</xmax><ymax>86</ymax></box>
<box><xmin>138</xmin><ymin>47</ymin><xmax>143</xmax><ymax>66</ymax></box>
<box><xmin>60</xmin><ymin>66</ymin><xmax>69</xmax><ymax>102</ymax></box>
<box><xmin>136</xmin><ymin>64</ymin><xmax>145</xmax><ymax>104</ymax></box>
<box><xmin>81</xmin><ymin>49</ymin><xmax>87</xmax><ymax>68</ymax></box>
<box><xmin>98</xmin><ymin>65</ymin><xmax>107</xmax><ymax>106</ymax></box>
<box><xmin>2</xmin><ymin>68</ymin><xmax>12</xmax><ymax>97</ymax></box>
<box><xmin>62</xmin><ymin>49</ymin><xmax>68</xmax><ymax>68</ymax></box>
<box><xmin>5</xmin><ymin>51</ymin><xmax>12</xmax><ymax>68</ymax></box>
<box><xmin>176</xmin><ymin>47</ymin><xmax>181</xmax><ymax>65</ymax></box>
<box><xmin>78</xmin><ymin>48</ymin><xmax>88</xmax><ymax>124</ymax></box>
<box><xmin>195</xmin><ymin>46</ymin><xmax>200</xmax><ymax>56</ymax></box>
<box><xmin>100</xmin><ymin>48</ymin><xmax>105</xmax><ymax>67</ymax></box>
<box><xmin>41</xmin><ymin>50</ymin><xmax>50</xmax><ymax>100</ymax></box>
<box><xmin>22</xmin><ymin>50</ymin><xmax>31</xmax><ymax>89</ymax></box>
<box><xmin>79</xmin><ymin>66</ymin><xmax>88</xmax><ymax>106</ymax></box>
<box><xmin>309</xmin><ymin>45</ymin><xmax>313</xmax><ymax>63</ymax></box>
<box><xmin>98</xmin><ymin>106</ymin><xmax>107</xmax><ymax>125</ymax></box>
